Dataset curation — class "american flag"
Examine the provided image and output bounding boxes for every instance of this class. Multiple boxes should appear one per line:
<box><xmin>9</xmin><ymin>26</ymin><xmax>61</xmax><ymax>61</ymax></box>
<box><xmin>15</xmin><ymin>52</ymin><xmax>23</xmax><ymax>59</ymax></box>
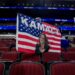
<box><xmin>16</xmin><ymin>14</ymin><xmax>61</xmax><ymax>54</ymax></box>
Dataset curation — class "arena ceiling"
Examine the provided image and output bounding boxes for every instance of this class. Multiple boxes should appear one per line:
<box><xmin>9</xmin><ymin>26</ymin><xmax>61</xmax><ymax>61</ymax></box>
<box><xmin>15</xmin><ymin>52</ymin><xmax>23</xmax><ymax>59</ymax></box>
<box><xmin>0</xmin><ymin>0</ymin><xmax>75</xmax><ymax>22</ymax></box>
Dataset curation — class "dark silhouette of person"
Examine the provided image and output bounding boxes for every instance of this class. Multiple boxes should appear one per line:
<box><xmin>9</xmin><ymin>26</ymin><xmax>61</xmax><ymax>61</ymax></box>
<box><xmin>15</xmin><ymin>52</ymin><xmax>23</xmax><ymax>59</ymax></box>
<box><xmin>35</xmin><ymin>33</ymin><xmax>50</xmax><ymax>75</ymax></box>
<box><xmin>35</xmin><ymin>33</ymin><xmax>49</xmax><ymax>55</ymax></box>
<box><xmin>61</xmin><ymin>37</ymin><xmax>71</xmax><ymax>52</ymax></box>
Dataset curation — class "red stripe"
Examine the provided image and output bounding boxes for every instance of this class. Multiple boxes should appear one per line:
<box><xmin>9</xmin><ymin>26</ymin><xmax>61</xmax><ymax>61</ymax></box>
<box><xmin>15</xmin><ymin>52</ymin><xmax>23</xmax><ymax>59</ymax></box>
<box><xmin>50</xmin><ymin>47</ymin><xmax>61</xmax><ymax>50</ymax></box>
<box><xmin>44</xmin><ymin>32</ymin><xmax>61</xmax><ymax>37</ymax></box>
<box><xmin>49</xmin><ymin>42</ymin><xmax>60</xmax><ymax>46</ymax></box>
<box><xmin>18</xmin><ymin>34</ymin><xmax>38</xmax><ymax>42</ymax></box>
<box><xmin>48</xmin><ymin>37</ymin><xmax>61</xmax><ymax>42</ymax></box>
<box><xmin>43</xmin><ymin>22</ymin><xmax>57</xmax><ymax>28</ymax></box>
<box><xmin>18</xmin><ymin>47</ymin><xmax>35</xmax><ymax>54</ymax></box>
<box><xmin>18</xmin><ymin>41</ymin><xmax>36</xmax><ymax>47</ymax></box>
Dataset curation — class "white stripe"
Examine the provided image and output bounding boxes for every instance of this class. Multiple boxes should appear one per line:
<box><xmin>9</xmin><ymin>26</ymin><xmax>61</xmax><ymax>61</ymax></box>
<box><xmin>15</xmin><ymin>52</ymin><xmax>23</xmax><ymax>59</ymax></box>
<box><xmin>50</xmin><ymin>45</ymin><xmax>61</xmax><ymax>48</ymax></box>
<box><xmin>48</xmin><ymin>39</ymin><xmax>61</xmax><ymax>44</ymax></box>
<box><xmin>46</xmin><ymin>34</ymin><xmax>61</xmax><ymax>40</ymax></box>
<box><xmin>18</xmin><ymin>44</ymin><xmax>35</xmax><ymax>50</ymax></box>
<box><xmin>19</xmin><ymin>32</ymin><xmax>61</xmax><ymax>42</ymax></box>
<box><xmin>18</xmin><ymin>34</ymin><xmax>61</xmax><ymax>45</ymax></box>
<box><xmin>18</xmin><ymin>38</ymin><xmax>37</xmax><ymax>44</ymax></box>
<box><xmin>49</xmin><ymin>50</ymin><xmax>61</xmax><ymax>53</ymax></box>
<box><xmin>18</xmin><ymin>35</ymin><xmax>61</xmax><ymax>45</ymax></box>
<box><xmin>18</xmin><ymin>32</ymin><xmax>38</xmax><ymax>40</ymax></box>
<box><xmin>18</xmin><ymin>31</ymin><xmax>61</xmax><ymax>44</ymax></box>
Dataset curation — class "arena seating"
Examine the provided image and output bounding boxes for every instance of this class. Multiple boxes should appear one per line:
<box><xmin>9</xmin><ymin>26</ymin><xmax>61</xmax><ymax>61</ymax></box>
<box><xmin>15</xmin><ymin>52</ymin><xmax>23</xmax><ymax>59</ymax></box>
<box><xmin>0</xmin><ymin>52</ymin><xmax>19</xmax><ymax>62</ymax></box>
<box><xmin>61</xmin><ymin>47</ymin><xmax>75</xmax><ymax>61</ymax></box>
<box><xmin>50</xmin><ymin>62</ymin><xmax>75</xmax><ymax>75</ymax></box>
<box><xmin>62</xmin><ymin>51</ymin><xmax>75</xmax><ymax>61</ymax></box>
<box><xmin>11</xmin><ymin>48</ymin><xmax>16</xmax><ymax>51</ymax></box>
<box><xmin>9</xmin><ymin>62</ymin><xmax>45</xmax><ymax>75</ymax></box>
<box><xmin>0</xmin><ymin>39</ymin><xmax>16</xmax><ymax>52</ymax></box>
<box><xmin>0</xmin><ymin>63</ymin><xmax>4</xmax><ymax>75</ymax></box>
<box><xmin>22</xmin><ymin>53</ymin><xmax>41</xmax><ymax>62</ymax></box>
<box><xmin>0</xmin><ymin>38</ymin><xmax>75</xmax><ymax>75</ymax></box>
<box><xmin>0</xmin><ymin>47</ymin><xmax>9</xmax><ymax>52</ymax></box>
<box><xmin>69</xmin><ymin>48</ymin><xmax>75</xmax><ymax>52</ymax></box>
<box><xmin>22</xmin><ymin>52</ymin><xmax>61</xmax><ymax>63</ymax></box>
<box><xmin>43</xmin><ymin>52</ymin><xmax>61</xmax><ymax>63</ymax></box>
<box><xmin>61</xmin><ymin>48</ymin><xmax>75</xmax><ymax>52</ymax></box>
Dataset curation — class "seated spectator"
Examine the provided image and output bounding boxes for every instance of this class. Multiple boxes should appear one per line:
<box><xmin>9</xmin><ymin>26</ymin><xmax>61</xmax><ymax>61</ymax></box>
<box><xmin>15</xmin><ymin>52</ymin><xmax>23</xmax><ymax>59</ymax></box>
<box><xmin>35</xmin><ymin>33</ymin><xmax>50</xmax><ymax>62</ymax></box>
<box><xmin>35</xmin><ymin>33</ymin><xmax>50</xmax><ymax>75</ymax></box>
<box><xmin>61</xmin><ymin>37</ymin><xmax>71</xmax><ymax>51</ymax></box>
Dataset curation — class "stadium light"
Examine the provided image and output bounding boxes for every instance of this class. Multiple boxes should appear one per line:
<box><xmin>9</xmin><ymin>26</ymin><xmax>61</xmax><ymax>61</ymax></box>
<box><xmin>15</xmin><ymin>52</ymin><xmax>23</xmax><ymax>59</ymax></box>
<box><xmin>0</xmin><ymin>25</ymin><xmax>75</xmax><ymax>31</ymax></box>
<box><xmin>74</xmin><ymin>17</ymin><xmax>75</xmax><ymax>23</ymax></box>
<box><xmin>0</xmin><ymin>18</ymin><xmax>74</xmax><ymax>23</ymax></box>
<box><xmin>0</xmin><ymin>6</ymin><xmax>75</xmax><ymax>10</ymax></box>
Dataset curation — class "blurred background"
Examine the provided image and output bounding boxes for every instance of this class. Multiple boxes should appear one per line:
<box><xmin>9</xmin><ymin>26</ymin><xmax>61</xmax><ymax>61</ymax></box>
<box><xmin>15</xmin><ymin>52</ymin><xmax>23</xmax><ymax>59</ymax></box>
<box><xmin>0</xmin><ymin>0</ymin><xmax>75</xmax><ymax>48</ymax></box>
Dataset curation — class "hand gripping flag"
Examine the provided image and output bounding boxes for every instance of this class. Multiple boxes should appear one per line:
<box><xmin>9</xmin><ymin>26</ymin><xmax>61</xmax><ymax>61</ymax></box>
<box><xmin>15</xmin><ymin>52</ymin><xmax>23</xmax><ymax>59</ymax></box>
<box><xmin>16</xmin><ymin>14</ymin><xmax>61</xmax><ymax>54</ymax></box>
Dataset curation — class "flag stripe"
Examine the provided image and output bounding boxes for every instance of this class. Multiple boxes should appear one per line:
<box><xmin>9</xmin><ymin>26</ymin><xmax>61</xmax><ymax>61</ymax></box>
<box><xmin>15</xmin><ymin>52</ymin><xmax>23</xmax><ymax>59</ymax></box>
<box><xmin>43</xmin><ymin>22</ymin><xmax>57</xmax><ymax>28</ymax></box>
<box><xmin>46</xmin><ymin>35</ymin><xmax>61</xmax><ymax>40</ymax></box>
<box><xmin>18</xmin><ymin>47</ymin><xmax>35</xmax><ymax>54</ymax></box>
<box><xmin>18</xmin><ymin>41</ymin><xmax>36</xmax><ymax>47</ymax></box>
<box><xmin>18</xmin><ymin>32</ymin><xmax>38</xmax><ymax>39</ymax></box>
<box><xmin>48</xmin><ymin>40</ymin><xmax>61</xmax><ymax>44</ymax></box>
<box><xmin>49</xmin><ymin>50</ymin><xmax>61</xmax><ymax>53</ymax></box>
<box><xmin>48</xmin><ymin>37</ymin><xmax>61</xmax><ymax>42</ymax></box>
<box><xmin>49</xmin><ymin>47</ymin><xmax>61</xmax><ymax>50</ymax></box>
<box><xmin>18</xmin><ymin>44</ymin><xmax>35</xmax><ymax>50</ymax></box>
<box><xmin>50</xmin><ymin>45</ymin><xmax>61</xmax><ymax>48</ymax></box>
<box><xmin>49</xmin><ymin>42</ymin><xmax>60</xmax><ymax>46</ymax></box>
<box><xmin>18</xmin><ymin>33</ymin><xmax>38</xmax><ymax>41</ymax></box>
<box><xmin>45</xmin><ymin>32</ymin><xmax>61</xmax><ymax>37</ymax></box>
<box><xmin>18</xmin><ymin>36</ymin><xmax>61</xmax><ymax>45</ymax></box>
<box><xmin>18</xmin><ymin>38</ymin><xmax>37</xmax><ymax>44</ymax></box>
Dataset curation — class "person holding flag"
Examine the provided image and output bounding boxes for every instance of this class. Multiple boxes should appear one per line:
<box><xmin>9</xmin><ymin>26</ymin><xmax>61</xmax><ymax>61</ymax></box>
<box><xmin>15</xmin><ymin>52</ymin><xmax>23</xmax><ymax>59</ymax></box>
<box><xmin>35</xmin><ymin>33</ymin><xmax>50</xmax><ymax>75</ymax></box>
<box><xmin>35</xmin><ymin>33</ymin><xmax>50</xmax><ymax>56</ymax></box>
